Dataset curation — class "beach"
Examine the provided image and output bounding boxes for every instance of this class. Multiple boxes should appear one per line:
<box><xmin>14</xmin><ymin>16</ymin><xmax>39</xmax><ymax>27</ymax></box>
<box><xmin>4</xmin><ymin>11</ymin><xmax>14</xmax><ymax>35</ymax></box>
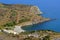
<box><xmin>14</xmin><ymin>26</ymin><xmax>25</xmax><ymax>33</ymax></box>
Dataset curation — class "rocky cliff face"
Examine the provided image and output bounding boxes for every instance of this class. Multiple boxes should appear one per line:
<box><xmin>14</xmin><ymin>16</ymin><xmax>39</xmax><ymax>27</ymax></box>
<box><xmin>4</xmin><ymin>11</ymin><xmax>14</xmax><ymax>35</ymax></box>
<box><xmin>0</xmin><ymin>3</ymin><xmax>50</xmax><ymax>27</ymax></box>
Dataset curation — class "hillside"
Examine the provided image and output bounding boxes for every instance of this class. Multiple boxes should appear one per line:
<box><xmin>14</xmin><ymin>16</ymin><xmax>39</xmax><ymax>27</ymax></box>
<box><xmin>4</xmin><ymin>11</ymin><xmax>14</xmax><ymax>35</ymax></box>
<box><xmin>0</xmin><ymin>3</ymin><xmax>50</xmax><ymax>27</ymax></box>
<box><xmin>0</xmin><ymin>30</ymin><xmax>60</xmax><ymax>40</ymax></box>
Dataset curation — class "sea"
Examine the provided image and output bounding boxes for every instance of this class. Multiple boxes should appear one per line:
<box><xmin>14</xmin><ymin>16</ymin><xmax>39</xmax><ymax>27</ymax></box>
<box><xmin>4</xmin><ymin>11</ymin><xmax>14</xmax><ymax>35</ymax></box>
<box><xmin>21</xmin><ymin>0</ymin><xmax>60</xmax><ymax>32</ymax></box>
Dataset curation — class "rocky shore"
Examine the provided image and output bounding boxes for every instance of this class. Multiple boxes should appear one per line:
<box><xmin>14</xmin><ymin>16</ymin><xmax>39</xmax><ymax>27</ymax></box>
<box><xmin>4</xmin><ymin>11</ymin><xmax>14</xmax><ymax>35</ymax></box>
<box><xmin>17</xmin><ymin>18</ymin><xmax>50</xmax><ymax>27</ymax></box>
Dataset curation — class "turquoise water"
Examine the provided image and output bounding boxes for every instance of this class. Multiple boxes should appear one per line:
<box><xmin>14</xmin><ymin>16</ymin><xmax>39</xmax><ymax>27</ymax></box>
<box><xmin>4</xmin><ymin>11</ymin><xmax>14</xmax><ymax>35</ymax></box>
<box><xmin>0</xmin><ymin>0</ymin><xmax>60</xmax><ymax>32</ymax></box>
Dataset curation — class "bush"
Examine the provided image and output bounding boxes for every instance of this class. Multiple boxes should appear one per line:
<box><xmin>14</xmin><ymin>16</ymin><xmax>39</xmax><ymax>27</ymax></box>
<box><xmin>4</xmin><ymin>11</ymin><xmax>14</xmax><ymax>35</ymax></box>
<box><xmin>19</xmin><ymin>18</ymin><xmax>30</xmax><ymax>23</ymax></box>
<box><xmin>43</xmin><ymin>35</ymin><xmax>50</xmax><ymax>40</ymax></box>
<box><xmin>4</xmin><ymin>21</ymin><xmax>16</xmax><ymax>27</ymax></box>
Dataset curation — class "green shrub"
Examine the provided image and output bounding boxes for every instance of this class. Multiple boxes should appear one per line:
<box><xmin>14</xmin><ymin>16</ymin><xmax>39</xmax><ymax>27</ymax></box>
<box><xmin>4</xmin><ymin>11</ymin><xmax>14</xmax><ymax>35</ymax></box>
<box><xmin>43</xmin><ymin>35</ymin><xmax>50</xmax><ymax>40</ymax></box>
<box><xmin>19</xmin><ymin>18</ymin><xmax>30</xmax><ymax>23</ymax></box>
<box><xmin>4</xmin><ymin>21</ymin><xmax>16</xmax><ymax>27</ymax></box>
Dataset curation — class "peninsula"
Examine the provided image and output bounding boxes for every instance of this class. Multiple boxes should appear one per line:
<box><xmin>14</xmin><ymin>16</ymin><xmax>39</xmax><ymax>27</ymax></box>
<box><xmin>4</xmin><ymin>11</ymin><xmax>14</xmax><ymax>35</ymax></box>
<box><xmin>0</xmin><ymin>3</ymin><xmax>60</xmax><ymax>40</ymax></box>
<box><xmin>0</xmin><ymin>3</ymin><xmax>50</xmax><ymax>29</ymax></box>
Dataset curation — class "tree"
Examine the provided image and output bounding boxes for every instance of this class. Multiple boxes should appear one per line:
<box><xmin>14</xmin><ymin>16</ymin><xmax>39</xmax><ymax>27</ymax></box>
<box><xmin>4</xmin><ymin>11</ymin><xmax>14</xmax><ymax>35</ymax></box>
<box><xmin>43</xmin><ymin>35</ymin><xmax>50</xmax><ymax>40</ymax></box>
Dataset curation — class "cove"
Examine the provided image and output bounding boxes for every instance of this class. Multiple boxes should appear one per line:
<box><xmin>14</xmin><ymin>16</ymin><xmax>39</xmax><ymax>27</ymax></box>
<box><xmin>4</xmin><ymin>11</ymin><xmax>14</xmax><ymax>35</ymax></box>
<box><xmin>1</xmin><ymin>0</ymin><xmax>60</xmax><ymax>32</ymax></box>
<box><xmin>21</xmin><ymin>0</ymin><xmax>60</xmax><ymax>32</ymax></box>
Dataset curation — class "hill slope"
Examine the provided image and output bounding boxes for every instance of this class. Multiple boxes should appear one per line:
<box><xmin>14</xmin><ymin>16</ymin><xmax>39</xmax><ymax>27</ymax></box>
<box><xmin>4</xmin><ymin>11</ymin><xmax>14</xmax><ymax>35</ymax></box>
<box><xmin>0</xmin><ymin>3</ymin><xmax>50</xmax><ymax>27</ymax></box>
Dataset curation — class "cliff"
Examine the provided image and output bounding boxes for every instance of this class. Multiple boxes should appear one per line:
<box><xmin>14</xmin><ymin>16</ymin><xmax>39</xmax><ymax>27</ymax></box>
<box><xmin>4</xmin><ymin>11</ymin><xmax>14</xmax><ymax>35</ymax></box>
<box><xmin>0</xmin><ymin>3</ymin><xmax>50</xmax><ymax>27</ymax></box>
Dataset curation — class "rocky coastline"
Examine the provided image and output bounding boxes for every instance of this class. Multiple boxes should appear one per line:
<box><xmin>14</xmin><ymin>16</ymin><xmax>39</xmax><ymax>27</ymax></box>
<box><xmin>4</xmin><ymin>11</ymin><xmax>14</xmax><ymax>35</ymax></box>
<box><xmin>19</xmin><ymin>18</ymin><xmax>50</xmax><ymax>27</ymax></box>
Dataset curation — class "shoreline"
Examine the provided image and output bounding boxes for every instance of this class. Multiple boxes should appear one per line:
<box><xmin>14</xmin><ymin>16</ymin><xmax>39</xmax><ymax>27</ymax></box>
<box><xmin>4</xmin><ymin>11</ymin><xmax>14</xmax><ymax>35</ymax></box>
<box><xmin>0</xmin><ymin>18</ymin><xmax>50</xmax><ymax>34</ymax></box>
<box><xmin>20</xmin><ymin>18</ymin><xmax>50</xmax><ymax>27</ymax></box>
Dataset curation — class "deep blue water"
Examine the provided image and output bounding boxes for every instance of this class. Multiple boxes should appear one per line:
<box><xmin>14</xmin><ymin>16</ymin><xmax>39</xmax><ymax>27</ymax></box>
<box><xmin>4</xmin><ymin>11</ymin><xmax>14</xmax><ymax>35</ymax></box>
<box><xmin>0</xmin><ymin>0</ymin><xmax>60</xmax><ymax>32</ymax></box>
